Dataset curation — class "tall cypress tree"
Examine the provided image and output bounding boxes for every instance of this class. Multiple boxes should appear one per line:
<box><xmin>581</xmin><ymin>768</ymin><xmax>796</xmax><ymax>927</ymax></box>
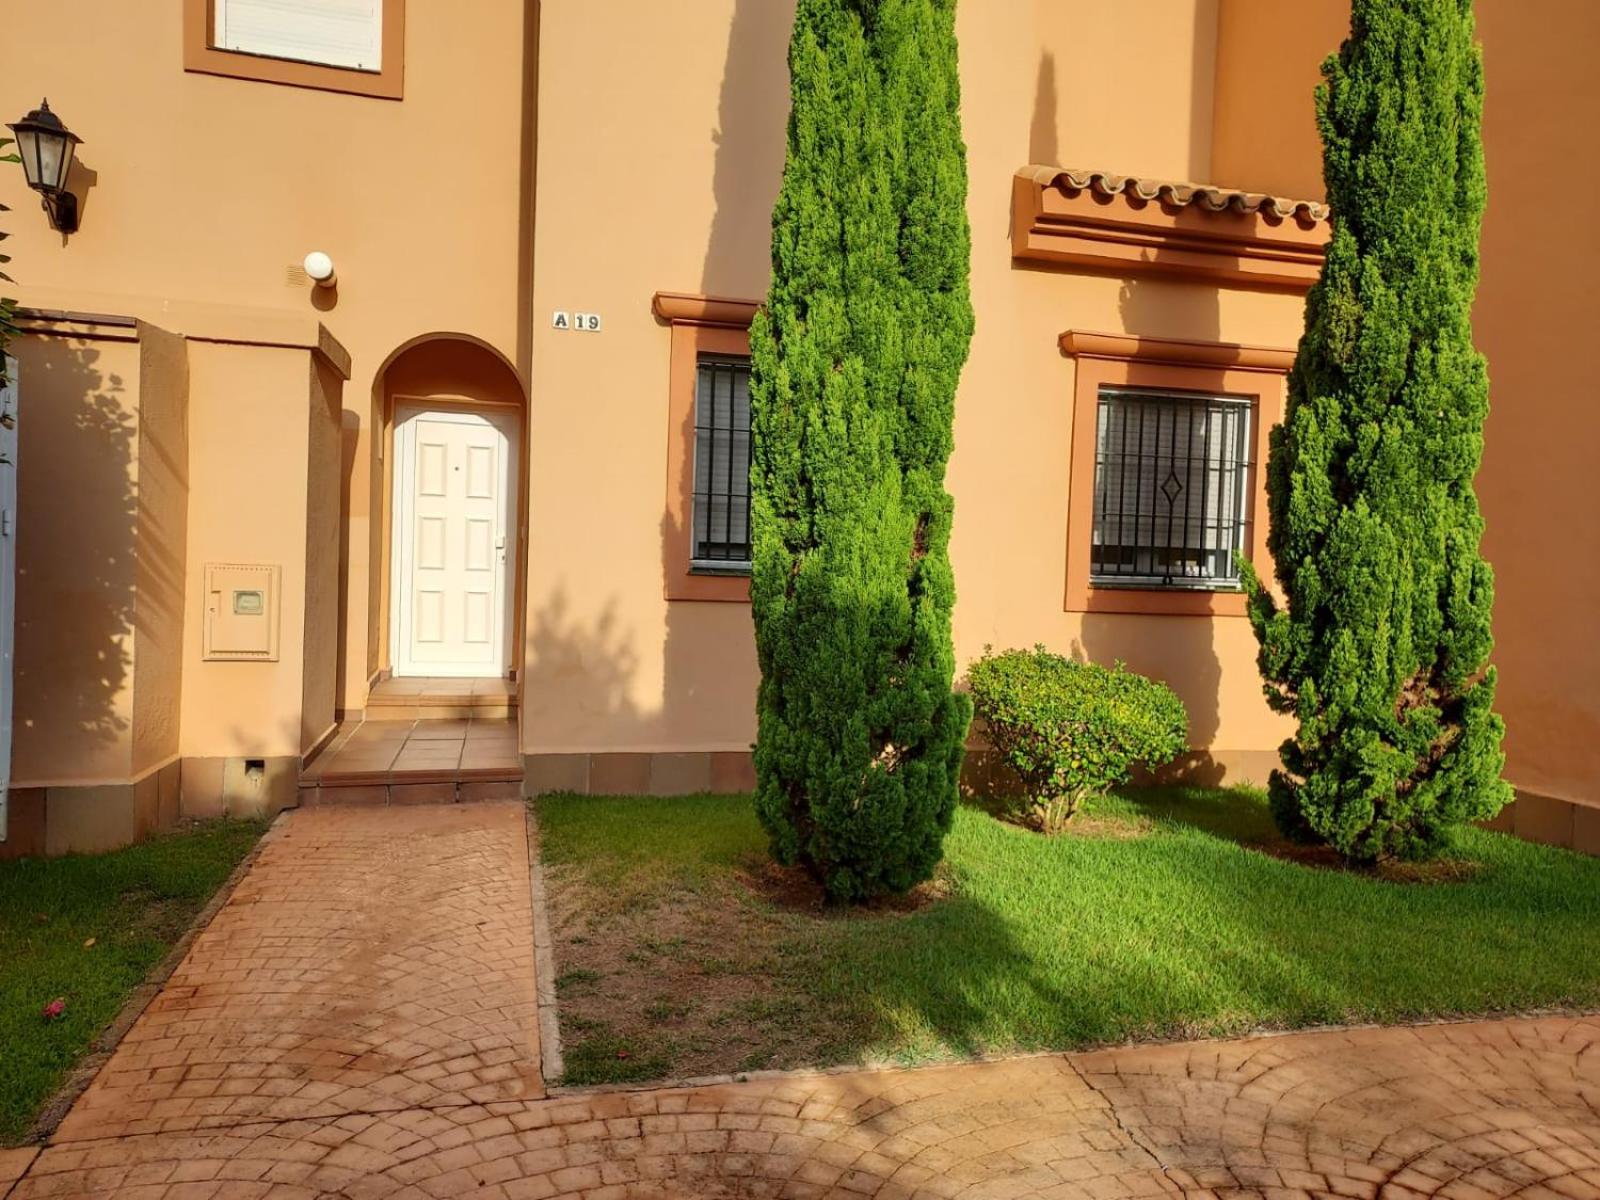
<box><xmin>749</xmin><ymin>0</ymin><xmax>973</xmax><ymax>901</ymax></box>
<box><xmin>1242</xmin><ymin>0</ymin><xmax>1511</xmax><ymax>862</ymax></box>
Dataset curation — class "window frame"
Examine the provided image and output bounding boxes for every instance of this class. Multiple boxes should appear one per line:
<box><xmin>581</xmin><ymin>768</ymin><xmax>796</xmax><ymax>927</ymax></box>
<box><xmin>1061</xmin><ymin>331</ymin><xmax>1290</xmax><ymax>617</ymax></box>
<box><xmin>688</xmin><ymin>353</ymin><xmax>755</xmax><ymax>576</ymax></box>
<box><xmin>183</xmin><ymin>0</ymin><xmax>405</xmax><ymax>100</ymax></box>
<box><xmin>1089</xmin><ymin>384</ymin><xmax>1255</xmax><ymax>592</ymax></box>
<box><xmin>656</xmin><ymin>292</ymin><xmax>760</xmax><ymax>603</ymax></box>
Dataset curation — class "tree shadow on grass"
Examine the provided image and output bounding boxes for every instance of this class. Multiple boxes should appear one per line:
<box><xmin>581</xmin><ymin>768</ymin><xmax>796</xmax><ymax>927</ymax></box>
<box><xmin>545</xmin><ymin>789</ymin><xmax>1600</xmax><ymax>1086</ymax></box>
<box><xmin>1120</xmin><ymin>784</ymin><xmax>1496</xmax><ymax>884</ymax></box>
<box><xmin>783</xmin><ymin>793</ymin><xmax>1600</xmax><ymax>1065</ymax></box>
<box><xmin>686</xmin><ymin>805</ymin><xmax>1343</xmax><ymax>1060</ymax></box>
<box><xmin>1121</xmin><ymin>783</ymin><xmax>1280</xmax><ymax>845</ymax></box>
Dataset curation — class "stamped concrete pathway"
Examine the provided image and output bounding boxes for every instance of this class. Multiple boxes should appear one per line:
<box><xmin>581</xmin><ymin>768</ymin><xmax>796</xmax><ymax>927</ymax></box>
<box><xmin>4</xmin><ymin>804</ymin><xmax>1599</xmax><ymax>1199</ymax></box>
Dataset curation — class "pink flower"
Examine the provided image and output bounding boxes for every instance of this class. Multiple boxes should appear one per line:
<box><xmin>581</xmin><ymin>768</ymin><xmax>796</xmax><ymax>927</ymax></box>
<box><xmin>41</xmin><ymin>997</ymin><xmax>66</xmax><ymax>1021</ymax></box>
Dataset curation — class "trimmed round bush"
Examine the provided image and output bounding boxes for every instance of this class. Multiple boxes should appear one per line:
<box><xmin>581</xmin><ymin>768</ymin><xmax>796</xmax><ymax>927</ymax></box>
<box><xmin>967</xmin><ymin>647</ymin><xmax>1188</xmax><ymax>833</ymax></box>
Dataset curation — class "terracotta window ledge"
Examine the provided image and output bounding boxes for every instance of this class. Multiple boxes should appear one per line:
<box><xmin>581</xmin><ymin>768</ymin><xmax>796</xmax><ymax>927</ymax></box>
<box><xmin>652</xmin><ymin>292</ymin><xmax>760</xmax><ymax>329</ymax></box>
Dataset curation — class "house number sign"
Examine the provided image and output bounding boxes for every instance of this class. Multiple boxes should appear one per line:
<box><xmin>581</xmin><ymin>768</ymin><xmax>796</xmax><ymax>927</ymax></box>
<box><xmin>552</xmin><ymin>311</ymin><xmax>602</xmax><ymax>332</ymax></box>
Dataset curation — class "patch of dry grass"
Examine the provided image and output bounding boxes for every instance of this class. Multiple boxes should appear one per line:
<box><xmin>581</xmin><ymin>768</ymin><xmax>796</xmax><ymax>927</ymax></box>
<box><xmin>538</xmin><ymin>789</ymin><xmax>1600</xmax><ymax>1087</ymax></box>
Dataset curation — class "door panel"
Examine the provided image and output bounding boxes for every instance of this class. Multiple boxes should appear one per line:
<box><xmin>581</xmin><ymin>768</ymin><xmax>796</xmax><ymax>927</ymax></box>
<box><xmin>393</xmin><ymin>405</ymin><xmax>517</xmax><ymax>677</ymax></box>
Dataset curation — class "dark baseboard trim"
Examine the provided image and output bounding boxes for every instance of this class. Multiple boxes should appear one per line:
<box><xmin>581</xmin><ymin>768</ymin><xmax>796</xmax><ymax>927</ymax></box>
<box><xmin>522</xmin><ymin>751</ymin><xmax>755</xmax><ymax>797</ymax></box>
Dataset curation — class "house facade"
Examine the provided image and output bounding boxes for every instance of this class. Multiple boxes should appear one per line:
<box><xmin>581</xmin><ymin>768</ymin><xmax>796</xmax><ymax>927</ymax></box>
<box><xmin>0</xmin><ymin>0</ymin><xmax>1593</xmax><ymax>856</ymax></box>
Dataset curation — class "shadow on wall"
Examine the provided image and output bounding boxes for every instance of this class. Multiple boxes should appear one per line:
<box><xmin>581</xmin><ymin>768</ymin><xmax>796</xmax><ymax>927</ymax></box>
<box><xmin>662</xmin><ymin>447</ymin><xmax>695</xmax><ymax>755</ymax></box>
<box><xmin>336</xmin><ymin>409</ymin><xmax>360</xmax><ymax>707</ymax></box>
<box><xmin>1026</xmin><ymin>0</ymin><xmax>1216</xmax><ymax>181</ymax></box>
<box><xmin>702</xmin><ymin>0</ymin><xmax>794</xmax><ymax>296</ymax></box>
<box><xmin>1074</xmin><ymin>614</ymin><xmax>1229</xmax><ymax>788</ymax></box>
<box><xmin>1029</xmin><ymin>52</ymin><xmax>1059</xmax><ymax>165</ymax></box>
<box><xmin>57</xmin><ymin>158</ymin><xmax>99</xmax><ymax>243</ymax></box>
<box><xmin>12</xmin><ymin>339</ymin><xmax>137</xmax><ymax>778</ymax></box>
<box><xmin>522</xmin><ymin>586</ymin><xmax>652</xmax><ymax>745</ymax></box>
<box><xmin>1052</xmin><ymin>269</ymin><xmax>1229</xmax><ymax>783</ymax></box>
<box><xmin>615</xmin><ymin>0</ymin><xmax>792</xmax><ymax>760</ymax></box>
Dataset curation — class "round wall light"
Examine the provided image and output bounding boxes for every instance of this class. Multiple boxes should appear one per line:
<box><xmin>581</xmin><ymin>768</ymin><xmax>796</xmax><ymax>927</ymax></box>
<box><xmin>303</xmin><ymin>251</ymin><xmax>337</xmax><ymax>289</ymax></box>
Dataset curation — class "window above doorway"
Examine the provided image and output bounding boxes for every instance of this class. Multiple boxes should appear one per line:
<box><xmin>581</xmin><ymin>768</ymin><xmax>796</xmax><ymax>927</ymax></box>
<box><xmin>184</xmin><ymin>0</ymin><xmax>405</xmax><ymax>99</ymax></box>
<box><xmin>216</xmin><ymin>0</ymin><xmax>383</xmax><ymax>72</ymax></box>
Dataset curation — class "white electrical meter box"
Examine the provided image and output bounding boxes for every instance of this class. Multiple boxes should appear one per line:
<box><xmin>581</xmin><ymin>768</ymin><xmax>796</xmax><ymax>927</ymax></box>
<box><xmin>204</xmin><ymin>563</ymin><xmax>282</xmax><ymax>661</ymax></box>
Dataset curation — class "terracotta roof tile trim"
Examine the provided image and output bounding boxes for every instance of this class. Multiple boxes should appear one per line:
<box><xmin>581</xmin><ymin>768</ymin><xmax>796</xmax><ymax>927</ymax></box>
<box><xmin>1021</xmin><ymin>164</ymin><xmax>1330</xmax><ymax>225</ymax></box>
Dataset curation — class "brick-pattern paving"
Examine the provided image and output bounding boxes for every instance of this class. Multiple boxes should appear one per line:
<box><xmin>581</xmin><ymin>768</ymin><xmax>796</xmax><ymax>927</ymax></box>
<box><xmin>49</xmin><ymin>804</ymin><xmax>542</xmax><ymax>1145</ymax></box>
<box><xmin>7</xmin><ymin>802</ymin><xmax>1598</xmax><ymax>1199</ymax></box>
<box><xmin>0</xmin><ymin>1148</ymin><xmax>38</xmax><ymax>1193</ymax></box>
<box><xmin>1074</xmin><ymin>1018</ymin><xmax>1600</xmax><ymax>1199</ymax></box>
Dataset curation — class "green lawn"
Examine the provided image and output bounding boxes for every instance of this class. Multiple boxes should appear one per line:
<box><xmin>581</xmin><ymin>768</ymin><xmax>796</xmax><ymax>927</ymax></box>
<box><xmin>0</xmin><ymin>819</ymin><xmax>265</xmax><ymax>1143</ymax></box>
<box><xmin>539</xmin><ymin>788</ymin><xmax>1600</xmax><ymax>1086</ymax></box>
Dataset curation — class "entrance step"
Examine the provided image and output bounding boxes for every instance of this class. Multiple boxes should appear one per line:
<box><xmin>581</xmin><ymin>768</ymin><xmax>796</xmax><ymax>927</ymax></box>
<box><xmin>366</xmin><ymin>676</ymin><xmax>518</xmax><ymax>721</ymax></box>
<box><xmin>299</xmin><ymin>717</ymin><xmax>523</xmax><ymax>808</ymax></box>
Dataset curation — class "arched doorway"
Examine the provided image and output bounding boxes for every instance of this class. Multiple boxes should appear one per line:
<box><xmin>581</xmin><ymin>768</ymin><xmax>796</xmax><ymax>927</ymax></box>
<box><xmin>370</xmin><ymin>335</ymin><xmax>527</xmax><ymax>694</ymax></box>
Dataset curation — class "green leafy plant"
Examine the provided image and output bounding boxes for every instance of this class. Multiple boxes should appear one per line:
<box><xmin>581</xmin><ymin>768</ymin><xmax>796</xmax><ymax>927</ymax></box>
<box><xmin>0</xmin><ymin>136</ymin><xmax>18</xmax><ymax>376</ymax></box>
<box><xmin>967</xmin><ymin>647</ymin><xmax>1188</xmax><ymax>833</ymax></box>
<box><xmin>749</xmin><ymin>0</ymin><xmax>973</xmax><ymax>901</ymax></box>
<box><xmin>1242</xmin><ymin>0</ymin><xmax>1511</xmax><ymax>863</ymax></box>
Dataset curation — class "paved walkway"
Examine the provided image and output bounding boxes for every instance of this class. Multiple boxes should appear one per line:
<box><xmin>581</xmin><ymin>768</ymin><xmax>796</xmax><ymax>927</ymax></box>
<box><xmin>4</xmin><ymin>805</ymin><xmax>1599</xmax><ymax>1199</ymax></box>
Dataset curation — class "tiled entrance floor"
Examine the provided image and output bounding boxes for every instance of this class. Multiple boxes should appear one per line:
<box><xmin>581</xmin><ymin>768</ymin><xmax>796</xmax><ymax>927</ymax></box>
<box><xmin>301</xmin><ymin>719</ymin><xmax>522</xmax><ymax>806</ymax></box>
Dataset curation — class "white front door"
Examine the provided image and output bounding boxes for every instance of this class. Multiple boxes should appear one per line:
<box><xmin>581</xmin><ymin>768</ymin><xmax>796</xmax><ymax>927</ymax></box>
<box><xmin>392</xmin><ymin>404</ymin><xmax>518</xmax><ymax>678</ymax></box>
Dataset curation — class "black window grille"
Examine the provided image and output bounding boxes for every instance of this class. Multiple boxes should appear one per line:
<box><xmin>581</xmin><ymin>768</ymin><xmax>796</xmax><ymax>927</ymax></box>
<box><xmin>1092</xmin><ymin>387</ymin><xmax>1253</xmax><ymax>588</ymax></box>
<box><xmin>691</xmin><ymin>354</ymin><xmax>753</xmax><ymax>571</ymax></box>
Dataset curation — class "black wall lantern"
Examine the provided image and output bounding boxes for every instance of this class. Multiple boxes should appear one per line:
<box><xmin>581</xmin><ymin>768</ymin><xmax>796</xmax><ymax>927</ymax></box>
<box><xmin>7</xmin><ymin>100</ymin><xmax>81</xmax><ymax>234</ymax></box>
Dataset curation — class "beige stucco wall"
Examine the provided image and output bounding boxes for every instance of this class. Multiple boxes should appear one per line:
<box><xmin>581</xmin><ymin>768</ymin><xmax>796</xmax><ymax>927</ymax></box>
<box><xmin>0</xmin><ymin>0</ymin><xmax>531</xmax><ymax>715</ymax></box>
<box><xmin>9</xmin><ymin>331</ymin><xmax>144</xmax><ymax>785</ymax></box>
<box><xmin>3</xmin><ymin>0</ymin><xmax>1587</xmax><ymax>818</ymax></box>
<box><xmin>130</xmin><ymin>324</ymin><xmax>190</xmax><ymax>779</ymax></box>
<box><xmin>1210</xmin><ymin>0</ymin><xmax>1600</xmax><ymax>810</ymax></box>
<box><xmin>302</xmin><ymin>356</ymin><xmax>343</xmax><ymax>755</ymax></box>
<box><xmin>524</xmin><ymin>0</ymin><xmax>1302</xmax><ymax>768</ymax></box>
<box><xmin>1031</xmin><ymin>0</ymin><xmax>1219</xmax><ymax>181</ymax></box>
<box><xmin>179</xmin><ymin>342</ymin><xmax>312</xmax><ymax>760</ymax></box>
<box><xmin>1473</xmin><ymin>0</ymin><xmax>1600</xmax><ymax>810</ymax></box>
<box><xmin>1210</xmin><ymin>0</ymin><xmax>1344</xmax><ymax>199</ymax></box>
<box><xmin>9</xmin><ymin>318</ymin><xmax>190</xmax><ymax>792</ymax></box>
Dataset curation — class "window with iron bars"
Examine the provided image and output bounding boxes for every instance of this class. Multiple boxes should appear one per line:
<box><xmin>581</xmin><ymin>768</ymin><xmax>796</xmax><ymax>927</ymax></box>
<box><xmin>1091</xmin><ymin>386</ymin><xmax>1253</xmax><ymax>589</ymax></box>
<box><xmin>691</xmin><ymin>354</ymin><xmax>753</xmax><ymax>573</ymax></box>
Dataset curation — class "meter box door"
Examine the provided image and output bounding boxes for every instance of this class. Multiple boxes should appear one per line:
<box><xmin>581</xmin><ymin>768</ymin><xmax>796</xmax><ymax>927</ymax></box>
<box><xmin>204</xmin><ymin>563</ymin><xmax>282</xmax><ymax>661</ymax></box>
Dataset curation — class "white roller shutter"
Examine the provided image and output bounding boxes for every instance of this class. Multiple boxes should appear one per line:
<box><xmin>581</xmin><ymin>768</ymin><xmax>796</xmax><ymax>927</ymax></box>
<box><xmin>215</xmin><ymin>0</ymin><xmax>383</xmax><ymax>72</ymax></box>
